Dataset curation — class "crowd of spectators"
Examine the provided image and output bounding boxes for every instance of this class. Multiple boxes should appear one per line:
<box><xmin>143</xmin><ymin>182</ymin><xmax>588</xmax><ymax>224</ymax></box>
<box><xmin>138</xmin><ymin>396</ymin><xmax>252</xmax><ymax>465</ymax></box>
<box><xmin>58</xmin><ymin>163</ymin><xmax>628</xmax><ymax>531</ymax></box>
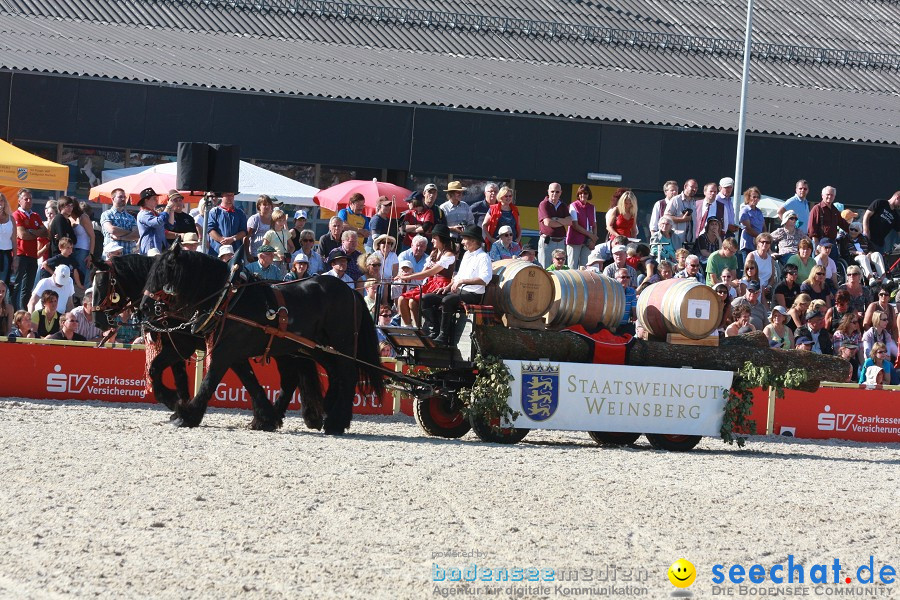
<box><xmin>3</xmin><ymin>180</ymin><xmax>900</xmax><ymax>386</ymax></box>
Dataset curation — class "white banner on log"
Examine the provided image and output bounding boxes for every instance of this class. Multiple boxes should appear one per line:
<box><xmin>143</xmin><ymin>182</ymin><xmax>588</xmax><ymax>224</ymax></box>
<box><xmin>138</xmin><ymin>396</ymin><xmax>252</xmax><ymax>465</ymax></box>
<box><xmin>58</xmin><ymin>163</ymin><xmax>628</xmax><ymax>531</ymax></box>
<box><xmin>505</xmin><ymin>360</ymin><xmax>733</xmax><ymax>436</ymax></box>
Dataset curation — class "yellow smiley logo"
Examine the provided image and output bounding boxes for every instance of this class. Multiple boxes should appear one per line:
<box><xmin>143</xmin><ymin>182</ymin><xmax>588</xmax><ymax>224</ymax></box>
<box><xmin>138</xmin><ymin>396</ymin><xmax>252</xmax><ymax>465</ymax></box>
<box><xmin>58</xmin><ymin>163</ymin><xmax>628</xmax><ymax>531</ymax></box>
<box><xmin>668</xmin><ymin>558</ymin><xmax>697</xmax><ymax>588</ymax></box>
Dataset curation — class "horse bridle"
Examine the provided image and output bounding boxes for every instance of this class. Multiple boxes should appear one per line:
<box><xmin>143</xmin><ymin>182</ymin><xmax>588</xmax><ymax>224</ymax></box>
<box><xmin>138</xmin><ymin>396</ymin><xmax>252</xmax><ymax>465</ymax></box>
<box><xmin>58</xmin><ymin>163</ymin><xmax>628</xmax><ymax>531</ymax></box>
<box><xmin>94</xmin><ymin>263</ymin><xmax>129</xmax><ymax>314</ymax></box>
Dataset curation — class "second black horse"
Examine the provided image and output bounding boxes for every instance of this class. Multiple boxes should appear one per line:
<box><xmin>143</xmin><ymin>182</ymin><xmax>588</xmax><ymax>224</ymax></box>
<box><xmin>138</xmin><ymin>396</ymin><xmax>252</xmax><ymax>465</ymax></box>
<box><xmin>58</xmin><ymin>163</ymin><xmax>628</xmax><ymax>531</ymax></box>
<box><xmin>141</xmin><ymin>244</ymin><xmax>385</xmax><ymax>434</ymax></box>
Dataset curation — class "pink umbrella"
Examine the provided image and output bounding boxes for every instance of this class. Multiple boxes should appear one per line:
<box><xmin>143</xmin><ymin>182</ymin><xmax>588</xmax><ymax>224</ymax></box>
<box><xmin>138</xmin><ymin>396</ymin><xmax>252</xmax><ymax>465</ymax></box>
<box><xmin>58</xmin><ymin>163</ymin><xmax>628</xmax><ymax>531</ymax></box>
<box><xmin>89</xmin><ymin>170</ymin><xmax>203</xmax><ymax>204</ymax></box>
<box><xmin>313</xmin><ymin>179</ymin><xmax>411</xmax><ymax>217</ymax></box>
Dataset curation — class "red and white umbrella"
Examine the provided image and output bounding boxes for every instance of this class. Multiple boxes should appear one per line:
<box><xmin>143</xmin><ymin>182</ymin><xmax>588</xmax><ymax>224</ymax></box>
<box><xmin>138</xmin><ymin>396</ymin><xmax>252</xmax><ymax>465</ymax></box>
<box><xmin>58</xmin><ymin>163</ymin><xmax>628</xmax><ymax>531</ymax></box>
<box><xmin>313</xmin><ymin>179</ymin><xmax>411</xmax><ymax>217</ymax></box>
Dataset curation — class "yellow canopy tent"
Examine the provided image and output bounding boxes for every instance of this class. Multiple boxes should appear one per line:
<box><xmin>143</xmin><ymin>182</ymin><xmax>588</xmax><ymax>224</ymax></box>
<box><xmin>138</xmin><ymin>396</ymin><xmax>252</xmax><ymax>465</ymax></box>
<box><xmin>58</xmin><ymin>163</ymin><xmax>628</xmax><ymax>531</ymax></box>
<box><xmin>0</xmin><ymin>139</ymin><xmax>69</xmax><ymax>203</ymax></box>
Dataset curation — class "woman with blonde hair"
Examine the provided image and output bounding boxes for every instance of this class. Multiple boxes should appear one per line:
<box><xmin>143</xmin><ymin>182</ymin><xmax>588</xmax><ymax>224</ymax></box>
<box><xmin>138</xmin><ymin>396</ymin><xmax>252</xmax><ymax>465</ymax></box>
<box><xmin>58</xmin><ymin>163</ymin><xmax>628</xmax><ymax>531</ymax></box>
<box><xmin>800</xmin><ymin>265</ymin><xmax>834</xmax><ymax>307</ymax></box>
<box><xmin>788</xmin><ymin>292</ymin><xmax>812</xmax><ymax>332</ymax></box>
<box><xmin>482</xmin><ymin>186</ymin><xmax>520</xmax><ymax>248</ymax></box>
<box><xmin>0</xmin><ymin>193</ymin><xmax>15</xmax><ymax>289</ymax></box>
<box><xmin>862</xmin><ymin>311</ymin><xmax>898</xmax><ymax>362</ymax></box>
<box><xmin>858</xmin><ymin>341</ymin><xmax>897</xmax><ymax>385</ymax></box>
<box><xmin>605</xmin><ymin>190</ymin><xmax>638</xmax><ymax>240</ymax></box>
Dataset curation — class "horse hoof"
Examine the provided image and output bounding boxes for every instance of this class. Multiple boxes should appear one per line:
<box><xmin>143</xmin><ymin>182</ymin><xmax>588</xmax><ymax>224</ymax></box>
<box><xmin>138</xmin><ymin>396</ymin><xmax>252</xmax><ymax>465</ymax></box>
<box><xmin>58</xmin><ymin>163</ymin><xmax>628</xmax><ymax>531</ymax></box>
<box><xmin>172</xmin><ymin>417</ymin><xmax>186</xmax><ymax>427</ymax></box>
<box><xmin>169</xmin><ymin>413</ymin><xmax>179</xmax><ymax>422</ymax></box>
<box><xmin>303</xmin><ymin>415</ymin><xmax>324</xmax><ymax>430</ymax></box>
<box><xmin>324</xmin><ymin>427</ymin><xmax>345</xmax><ymax>436</ymax></box>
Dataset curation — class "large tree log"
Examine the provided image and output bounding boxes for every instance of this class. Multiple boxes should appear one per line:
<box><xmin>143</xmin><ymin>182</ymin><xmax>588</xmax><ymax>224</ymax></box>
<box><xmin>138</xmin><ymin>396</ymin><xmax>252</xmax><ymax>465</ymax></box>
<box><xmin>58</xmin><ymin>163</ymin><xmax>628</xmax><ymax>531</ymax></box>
<box><xmin>472</xmin><ymin>327</ymin><xmax>850</xmax><ymax>392</ymax></box>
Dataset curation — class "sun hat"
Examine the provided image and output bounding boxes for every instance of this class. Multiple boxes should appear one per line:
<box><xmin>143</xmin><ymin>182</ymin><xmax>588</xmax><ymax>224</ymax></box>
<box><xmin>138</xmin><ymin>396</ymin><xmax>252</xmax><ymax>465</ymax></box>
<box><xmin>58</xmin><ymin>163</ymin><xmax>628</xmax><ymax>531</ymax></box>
<box><xmin>53</xmin><ymin>264</ymin><xmax>71</xmax><ymax>285</ymax></box>
<box><xmin>781</xmin><ymin>210</ymin><xmax>798</xmax><ymax>225</ymax></box>
<box><xmin>146</xmin><ymin>248</ymin><xmax>161</xmax><ymax>257</ymax></box>
<box><xmin>719</xmin><ymin>177</ymin><xmax>735</xmax><ymax>188</ymax></box>
<box><xmin>257</xmin><ymin>244</ymin><xmax>276</xmax><ymax>254</ymax></box>
<box><xmin>865</xmin><ymin>365</ymin><xmax>884</xmax><ymax>385</ymax></box>
<box><xmin>444</xmin><ymin>181</ymin><xmax>467</xmax><ymax>193</ymax></box>
<box><xmin>497</xmin><ymin>225</ymin><xmax>513</xmax><ymax>236</ymax></box>
<box><xmin>713</xmin><ymin>282</ymin><xmax>728</xmax><ymax>291</ymax></box>
<box><xmin>374</xmin><ymin>233</ymin><xmax>397</xmax><ymax>247</ymax></box>
<box><xmin>181</xmin><ymin>232</ymin><xmax>199</xmax><ymax>244</ymax></box>
<box><xmin>771</xmin><ymin>305</ymin><xmax>789</xmax><ymax>317</ymax></box>
<box><xmin>167</xmin><ymin>191</ymin><xmax>184</xmax><ymax>203</ymax></box>
<box><xmin>294</xmin><ymin>210</ymin><xmax>308</xmax><ymax>220</ymax></box>
<box><xmin>518</xmin><ymin>245</ymin><xmax>536</xmax><ymax>257</ymax></box>
<box><xmin>217</xmin><ymin>244</ymin><xmax>235</xmax><ymax>258</ymax></box>
<box><xmin>399</xmin><ymin>260</ymin><xmax>414</xmax><ymax>270</ymax></box>
<box><xmin>292</xmin><ymin>253</ymin><xmax>309</xmax><ymax>264</ymax></box>
<box><xmin>612</xmin><ymin>244</ymin><xmax>628</xmax><ymax>253</ymax></box>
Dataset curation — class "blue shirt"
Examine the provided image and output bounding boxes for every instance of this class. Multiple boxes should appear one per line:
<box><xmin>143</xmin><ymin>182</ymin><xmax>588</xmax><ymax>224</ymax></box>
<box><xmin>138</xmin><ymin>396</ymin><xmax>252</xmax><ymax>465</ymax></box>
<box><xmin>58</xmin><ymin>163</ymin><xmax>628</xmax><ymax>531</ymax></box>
<box><xmin>137</xmin><ymin>209</ymin><xmax>169</xmax><ymax>255</ymax></box>
<box><xmin>245</xmin><ymin>261</ymin><xmax>282</xmax><ymax>281</ymax></box>
<box><xmin>207</xmin><ymin>205</ymin><xmax>248</xmax><ymax>256</ymax></box>
<box><xmin>100</xmin><ymin>207</ymin><xmax>137</xmax><ymax>256</ymax></box>
<box><xmin>620</xmin><ymin>286</ymin><xmax>637</xmax><ymax>326</ymax></box>
<box><xmin>291</xmin><ymin>249</ymin><xmax>325</xmax><ymax>275</ymax></box>
<box><xmin>782</xmin><ymin>195</ymin><xmax>811</xmax><ymax>233</ymax></box>
<box><xmin>489</xmin><ymin>241</ymin><xmax>522</xmax><ymax>261</ymax></box>
<box><xmin>397</xmin><ymin>248</ymin><xmax>428</xmax><ymax>274</ymax></box>
<box><xmin>738</xmin><ymin>205</ymin><xmax>765</xmax><ymax>252</ymax></box>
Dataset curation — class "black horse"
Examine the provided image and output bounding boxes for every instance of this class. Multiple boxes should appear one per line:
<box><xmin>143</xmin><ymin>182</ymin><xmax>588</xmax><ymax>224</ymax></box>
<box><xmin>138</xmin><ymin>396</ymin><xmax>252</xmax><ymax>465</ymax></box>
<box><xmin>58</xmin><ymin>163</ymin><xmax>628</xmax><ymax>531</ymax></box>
<box><xmin>141</xmin><ymin>244</ymin><xmax>385</xmax><ymax>435</ymax></box>
<box><xmin>92</xmin><ymin>255</ymin><xmax>274</xmax><ymax>428</ymax></box>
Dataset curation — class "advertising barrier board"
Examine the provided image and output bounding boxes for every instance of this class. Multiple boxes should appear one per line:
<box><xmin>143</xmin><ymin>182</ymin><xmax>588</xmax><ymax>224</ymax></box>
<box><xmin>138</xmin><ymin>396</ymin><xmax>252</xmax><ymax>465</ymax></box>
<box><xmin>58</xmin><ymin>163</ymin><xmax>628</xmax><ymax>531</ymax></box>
<box><xmin>506</xmin><ymin>360</ymin><xmax>734</xmax><ymax>435</ymax></box>
<box><xmin>774</xmin><ymin>385</ymin><xmax>900</xmax><ymax>442</ymax></box>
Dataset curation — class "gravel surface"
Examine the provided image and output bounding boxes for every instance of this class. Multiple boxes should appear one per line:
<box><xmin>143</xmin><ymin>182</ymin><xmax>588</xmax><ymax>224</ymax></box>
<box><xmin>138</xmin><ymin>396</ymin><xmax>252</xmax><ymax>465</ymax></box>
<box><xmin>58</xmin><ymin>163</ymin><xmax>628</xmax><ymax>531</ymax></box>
<box><xmin>0</xmin><ymin>398</ymin><xmax>898</xmax><ymax>599</ymax></box>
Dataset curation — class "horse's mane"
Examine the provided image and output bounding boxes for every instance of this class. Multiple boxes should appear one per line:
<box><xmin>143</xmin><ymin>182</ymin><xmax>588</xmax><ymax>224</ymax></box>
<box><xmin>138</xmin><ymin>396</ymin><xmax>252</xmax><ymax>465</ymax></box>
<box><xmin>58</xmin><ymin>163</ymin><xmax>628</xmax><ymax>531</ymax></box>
<box><xmin>149</xmin><ymin>248</ymin><xmax>230</xmax><ymax>309</ymax></box>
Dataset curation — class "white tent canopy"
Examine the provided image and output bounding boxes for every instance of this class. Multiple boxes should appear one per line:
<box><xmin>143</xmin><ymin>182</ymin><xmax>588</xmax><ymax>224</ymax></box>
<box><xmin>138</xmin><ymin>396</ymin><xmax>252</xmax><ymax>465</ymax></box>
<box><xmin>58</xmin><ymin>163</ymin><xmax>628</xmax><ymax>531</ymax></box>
<box><xmin>102</xmin><ymin>161</ymin><xmax>319</xmax><ymax>206</ymax></box>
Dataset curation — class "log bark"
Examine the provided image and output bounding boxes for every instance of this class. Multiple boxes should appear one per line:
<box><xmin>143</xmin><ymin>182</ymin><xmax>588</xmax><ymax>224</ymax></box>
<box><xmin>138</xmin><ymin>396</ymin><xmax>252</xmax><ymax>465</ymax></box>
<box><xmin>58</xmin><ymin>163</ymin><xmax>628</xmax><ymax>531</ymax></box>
<box><xmin>472</xmin><ymin>327</ymin><xmax>850</xmax><ymax>392</ymax></box>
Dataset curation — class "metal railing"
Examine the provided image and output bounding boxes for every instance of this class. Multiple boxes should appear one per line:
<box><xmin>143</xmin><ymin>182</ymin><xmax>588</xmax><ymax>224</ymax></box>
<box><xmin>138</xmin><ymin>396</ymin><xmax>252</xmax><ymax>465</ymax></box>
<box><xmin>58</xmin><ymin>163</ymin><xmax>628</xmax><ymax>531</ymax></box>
<box><xmin>162</xmin><ymin>0</ymin><xmax>900</xmax><ymax>70</ymax></box>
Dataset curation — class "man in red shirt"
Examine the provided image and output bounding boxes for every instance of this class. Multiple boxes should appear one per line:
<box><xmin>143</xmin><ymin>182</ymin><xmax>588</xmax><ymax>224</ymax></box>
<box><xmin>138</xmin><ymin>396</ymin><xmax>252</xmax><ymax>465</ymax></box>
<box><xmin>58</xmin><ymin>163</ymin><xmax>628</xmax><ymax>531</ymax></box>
<box><xmin>807</xmin><ymin>185</ymin><xmax>849</xmax><ymax>248</ymax></box>
<box><xmin>12</xmin><ymin>189</ymin><xmax>47</xmax><ymax>310</ymax></box>
<box><xmin>537</xmin><ymin>182</ymin><xmax>572</xmax><ymax>268</ymax></box>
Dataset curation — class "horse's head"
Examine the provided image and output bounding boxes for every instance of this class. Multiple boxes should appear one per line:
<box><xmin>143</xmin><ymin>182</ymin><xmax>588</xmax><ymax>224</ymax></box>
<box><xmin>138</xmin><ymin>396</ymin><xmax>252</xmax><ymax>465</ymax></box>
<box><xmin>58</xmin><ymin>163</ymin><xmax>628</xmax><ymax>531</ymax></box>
<box><xmin>91</xmin><ymin>260</ymin><xmax>131</xmax><ymax>330</ymax></box>
<box><xmin>141</xmin><ymin>241</ymin><xmax>185</xmax><ymax>315</ymax></box>
<box><xmin>142</xmin><ymin>241</ymin><xmax>228</xmax><ymax>320</ymax></box>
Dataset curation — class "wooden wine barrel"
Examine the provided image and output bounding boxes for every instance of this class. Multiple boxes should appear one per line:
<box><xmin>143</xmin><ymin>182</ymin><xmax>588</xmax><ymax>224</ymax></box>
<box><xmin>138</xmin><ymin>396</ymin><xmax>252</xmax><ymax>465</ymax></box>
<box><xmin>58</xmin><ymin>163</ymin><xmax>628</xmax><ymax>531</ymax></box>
<box><xmin>546</xmin><ymin>270</ymin><xmax>625</xmax><ymax>330</ymax></box>
<box><xmin>490</xmin><ymin>259</ymin><xmax>555</xmax><ymax>321</ymax></box>
<box><xmin>636</xmin><ymin>278</ymin><xmax>723</xmax><ymax>340</ymax></box>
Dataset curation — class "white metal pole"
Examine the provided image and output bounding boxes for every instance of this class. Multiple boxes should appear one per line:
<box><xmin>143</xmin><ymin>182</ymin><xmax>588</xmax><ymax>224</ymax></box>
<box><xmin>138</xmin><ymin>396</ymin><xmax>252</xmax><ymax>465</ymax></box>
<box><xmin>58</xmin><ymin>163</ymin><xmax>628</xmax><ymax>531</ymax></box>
<box><xmin>733</xmin><ymin>0</ymin><xmax>755</xmax><ymax>219</ymax></box>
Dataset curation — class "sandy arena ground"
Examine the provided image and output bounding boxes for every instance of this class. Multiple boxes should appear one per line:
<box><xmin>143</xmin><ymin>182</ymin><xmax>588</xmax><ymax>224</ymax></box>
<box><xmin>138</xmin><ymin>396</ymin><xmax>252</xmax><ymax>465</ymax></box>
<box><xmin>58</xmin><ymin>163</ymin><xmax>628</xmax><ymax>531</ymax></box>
<box><xmin>0</xmin><ymin>398</ymin><xmax>898</xmax><ymax>599</ymax></box>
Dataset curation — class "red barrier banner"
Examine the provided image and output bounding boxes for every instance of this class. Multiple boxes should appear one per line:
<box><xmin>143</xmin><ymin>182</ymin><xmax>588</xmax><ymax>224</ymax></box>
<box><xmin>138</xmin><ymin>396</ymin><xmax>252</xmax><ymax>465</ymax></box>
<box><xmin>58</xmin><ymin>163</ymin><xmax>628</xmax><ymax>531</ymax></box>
<box><xmin>774</xmin><ymin>385</ymin><xmax>900</xmax><ymax>442</ymax></box>
<box><xmin>0</xmin><ymin>340</ymin><xmax>394</xmax><ymax>416</ymax></box>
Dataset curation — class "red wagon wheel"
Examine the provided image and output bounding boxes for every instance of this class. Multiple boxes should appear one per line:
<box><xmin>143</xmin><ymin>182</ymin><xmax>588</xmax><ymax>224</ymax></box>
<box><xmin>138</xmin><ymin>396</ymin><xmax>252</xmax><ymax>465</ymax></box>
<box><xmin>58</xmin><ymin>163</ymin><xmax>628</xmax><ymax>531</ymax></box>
<box><xmin>414</xmin><ymin>395</ymin><xmax>471</xmax><ymax>439</ymax></box>
<box><xmin>469</xmin><ymin>414</ymin><xmax>529</xmax><ymax>444</ymax></box>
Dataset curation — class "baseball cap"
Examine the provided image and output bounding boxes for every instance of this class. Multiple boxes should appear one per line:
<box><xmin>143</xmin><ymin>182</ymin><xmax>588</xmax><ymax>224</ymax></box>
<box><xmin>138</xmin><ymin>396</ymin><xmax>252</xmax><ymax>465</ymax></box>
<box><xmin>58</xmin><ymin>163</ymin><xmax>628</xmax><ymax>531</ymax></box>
<box><xmin>612</xmin><ymin>244</ymin><xmax>628</xmax><ymax>253</ymax></box>
<box><xmin>795</xmin><ymin>336</ymin><xmax>814</xmax><ymax>347</ymax></box>
<box><xmin>103</xmin><ymin>241</ymin><xmax>124</xmax><ymax>255</ymax></box>
<box><xmin>771</xmin><ymin>305</ymin><xmax>789</xmax><ymax>316</ymax></box>
<box><xmin>292</xmin><ymin>253</ymin><xmax>309</xmax><ymax>264</ymax></box>
<box><xmin>719</xmin><ymin>177</ymin><xmax>735</xmax><ymax>188</ymax></box>
<box><xmin>713</xmin><ymin>282</ymin><xmax>728</xmax><ymax>291</ymax></box>
<box><xmin>818</xmin><ymin>238</ymin><xmax>833</xmax><ymax>247</ymax></box>
<box><xmin>423</xmin><ymin>183</ymin><xmax>438</xmax><ymax>192</ymax></box>
<box><xmin>257</xmin><ymin>244</ymin><xmax>276</xmax><ymax>254</ymax></box>
<box><xmin>399</xmin><ymin>260</ymin><xmax>414</xmax><ymax>270</ymax></box>
<box><xmin>806</xmin><ymin>309</ymin><xmax>823</xmax><ymax>320</ymax></box>
<box><xmin>53</xmin><ymin>264</ymin><xmax>71</xmax><ymax>285</ymax></box>
<box><xmin>294</xmin><ymin>210</ymin><xmax>308</xmax><ymax>220</ymax></box>
<box><xmin>841</xmin><ymin>208</ymin><xmax>859</xmax><ymax>222</ymax></box>
<box><xmin>840</xmin><ymin>339</ymin><xmax>858</xmax><ymax>350</ymax></box>
<box><xmin>746</xmin><ymin>280</ymin><xmax>761</xmax><ymax>292</ymax></box>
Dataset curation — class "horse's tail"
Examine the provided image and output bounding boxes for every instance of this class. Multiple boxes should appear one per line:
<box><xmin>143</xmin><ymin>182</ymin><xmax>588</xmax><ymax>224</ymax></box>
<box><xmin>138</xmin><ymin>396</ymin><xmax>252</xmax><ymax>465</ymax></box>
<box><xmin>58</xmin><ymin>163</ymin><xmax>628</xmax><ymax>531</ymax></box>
<box><xmin>355</xmin><ymin>296</ymin><xmax>386</xmax><ymax>400</ymax></box>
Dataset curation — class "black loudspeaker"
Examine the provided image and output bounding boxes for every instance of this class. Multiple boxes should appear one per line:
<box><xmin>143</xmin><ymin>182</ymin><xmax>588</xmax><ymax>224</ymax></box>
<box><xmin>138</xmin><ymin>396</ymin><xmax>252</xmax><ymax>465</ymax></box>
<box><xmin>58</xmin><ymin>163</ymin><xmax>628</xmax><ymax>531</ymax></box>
<box><xmin>175</xmin><ymin>142</ymin><xmax>240</xmax><ymax>193</ymax></box>
<box><xmin>176</xmin><ymin>142</ymin><xmax>210</xmax><ymax>191</ymax></box>
<box><xmin>207</xmin><ymin>143</ymin><xmax>240</xmax><ymax>194</ymax></box>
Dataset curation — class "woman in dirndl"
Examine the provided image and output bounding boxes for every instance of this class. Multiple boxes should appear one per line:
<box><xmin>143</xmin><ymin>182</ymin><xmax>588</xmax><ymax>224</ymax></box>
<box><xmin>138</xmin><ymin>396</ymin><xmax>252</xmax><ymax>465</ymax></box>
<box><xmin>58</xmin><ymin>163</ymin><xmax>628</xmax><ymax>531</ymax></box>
<box><xmin>395</xmin><ymin>224</ymin><xmax>457</xmax><ymax>329</ymax></box>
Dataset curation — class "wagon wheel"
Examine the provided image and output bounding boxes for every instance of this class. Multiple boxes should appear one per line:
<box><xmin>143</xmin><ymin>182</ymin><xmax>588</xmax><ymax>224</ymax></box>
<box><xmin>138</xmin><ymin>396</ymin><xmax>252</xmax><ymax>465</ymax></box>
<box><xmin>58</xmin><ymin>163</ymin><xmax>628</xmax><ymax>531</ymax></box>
<box><xmin>587</xmin><ymin>431</ymin><xmax>641</xmax><ymax>446</ymax></box>
<box><xmin>468</xmin><ymin>414</ymin><xmax>529</xmax><ymax>444</ymax></box>
<box><xmin>645</xmin><ymin>433</ymin><xmax>702</xmax><ymax>452</ymax></box>
<box><xmin>413</xmin><ymin>394</ymin><xmax>471</xmax><ymax>439</ymax></box>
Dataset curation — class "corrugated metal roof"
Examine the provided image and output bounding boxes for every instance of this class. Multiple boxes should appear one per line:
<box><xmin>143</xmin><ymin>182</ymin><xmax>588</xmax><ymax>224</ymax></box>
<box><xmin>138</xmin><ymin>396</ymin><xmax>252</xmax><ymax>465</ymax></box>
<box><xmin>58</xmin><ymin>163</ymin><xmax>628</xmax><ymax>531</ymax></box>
<box><xmin>0</xmin><ymin>6</ymin><xmax>898</xmax><ymax>144</ymax></box>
